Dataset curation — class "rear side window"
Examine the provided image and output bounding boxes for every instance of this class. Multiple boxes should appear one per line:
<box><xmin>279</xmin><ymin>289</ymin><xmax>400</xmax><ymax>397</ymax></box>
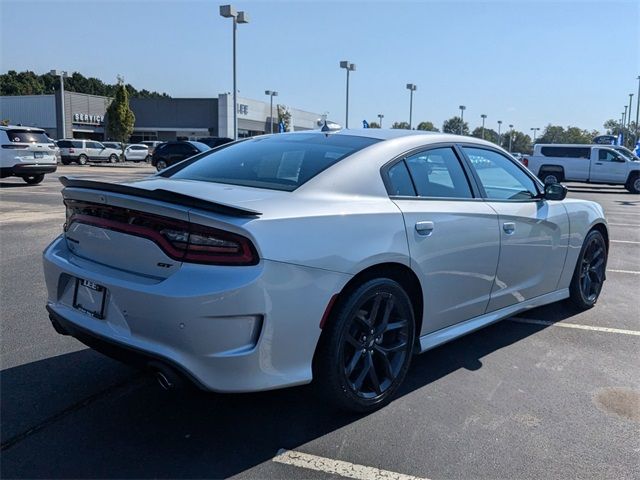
<box><xmin>404</xmin><ymin>148</ymin><xmax>473</xmax><ymax>199</ymax></box>
<box><xmin>540</xmin><ymin>146</ymin><xmax>590</xmax><ymax>159</ymax></box>
<box><xmin>57</xmin><ymin>140</ymin><xmax>73</xmax><ymax>148</ymax></box>
<box><xmin>387</xmin><ymin>161</ymin><xmax>416</xmax><ymax>196</ymax></box>
<box><xmin>168</xmin><ymin>134</ymin><xmax>380</xmax><ymax>191</ymax></box>
<box><xmin>6</xmin><ymin>129</ymin><xmax>50</xmax><ymax>143</ymax></box>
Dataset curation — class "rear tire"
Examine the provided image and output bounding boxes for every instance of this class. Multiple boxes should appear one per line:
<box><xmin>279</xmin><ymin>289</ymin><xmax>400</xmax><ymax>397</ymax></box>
<box><xmin>156</xmin><ymin>159</ymin><xmax>168</xmax><ymax>171</ymax></box>
<box><xmin>539</xmin><ymin>169</ymin><xmax>562</xmax><ymax>185</ymax></box>
<box><xmin>109</xmin><ymin>154</ymin><xmax>118</xmax><ymax>163</ymax></box>
<box><xmin>22</xmin><ymin>174</ymin><xmax>45</xmax><ymax>185</ymax></box>
<box><xmin>568</xmin><ymin>229</ymin><xmax>607</xmax><ymax>310</ymax></box>
<box><xmin>626</xmin><ymin>174</ymin><xmax>640</xmax><ymax>194</ymax></box>
<box><xmin>314</xmin><ymin>278</ymin><xmax>415</xmax><ymax>412</ymax></box>
<box><xmin>78</xmin><ymin>154</ymin><xmax>88</xmax><ymax>165</ymax></box>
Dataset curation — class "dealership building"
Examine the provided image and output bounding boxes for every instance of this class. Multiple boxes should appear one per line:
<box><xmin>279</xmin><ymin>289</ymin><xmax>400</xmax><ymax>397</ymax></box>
<box><xmin>0</xmin><ymin>90</ymin><xmax>323</xmax><ymax>141</ymax></box>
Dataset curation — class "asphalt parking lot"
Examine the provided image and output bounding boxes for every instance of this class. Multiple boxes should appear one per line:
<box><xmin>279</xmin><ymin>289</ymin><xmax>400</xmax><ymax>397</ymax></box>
<box><xmin>1</xmin><ymin>167</ymin><xmax>638</xmax><ymax>479</ymax></box>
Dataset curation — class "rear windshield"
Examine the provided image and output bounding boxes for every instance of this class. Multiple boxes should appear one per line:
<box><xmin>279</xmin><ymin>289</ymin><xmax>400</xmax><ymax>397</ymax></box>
<box><xmin>6</xmin><ymin>129</ymin><xmax>50</xmax><ymax>144</ymax></box>
<box><xmin>167</xmin><ymin>134</ymin><xmax>380</xmax><ymax>191</ymax></box>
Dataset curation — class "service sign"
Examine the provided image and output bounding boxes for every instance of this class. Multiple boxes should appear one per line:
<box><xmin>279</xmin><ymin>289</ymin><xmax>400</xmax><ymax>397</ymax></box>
<box><xmin>73</xmin><ymin>113</ymin><xmax>104</xmax><ymax>125</ymax></box>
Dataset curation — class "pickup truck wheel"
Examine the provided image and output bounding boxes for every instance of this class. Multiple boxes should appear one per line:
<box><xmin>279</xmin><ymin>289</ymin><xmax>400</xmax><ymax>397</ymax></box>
<box><xmin>626</xmin><ymin>174</ymin><xmax>640</xmax><ymax>194</ymax></box>
<box><xmin>540</xmin><ymin>171</ymin><xmax>562</xmax><ymax>185</ymax></box>
<box><xmin>568</xmin><ymin>229</ymin><xmax>607</xmax><ymax>310</ymax></box>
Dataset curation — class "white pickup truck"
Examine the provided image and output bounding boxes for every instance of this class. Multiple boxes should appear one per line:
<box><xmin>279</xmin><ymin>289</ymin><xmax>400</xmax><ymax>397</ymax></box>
<box><xmin>523</xmin><ymin>144</ymin><xmax>640</xmax><ymax>194</ymax></box>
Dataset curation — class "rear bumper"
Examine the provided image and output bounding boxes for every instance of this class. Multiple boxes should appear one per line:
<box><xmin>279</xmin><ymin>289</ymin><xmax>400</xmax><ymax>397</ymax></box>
<box><xmin>1</xmin><ymin>164</ymin><xmax>56</xmax><ymax>177</ymax></box>
<box><xmin>43</xmin><ymin>236</ymin><xmax>350</xmax><ymax>392</ymax></box>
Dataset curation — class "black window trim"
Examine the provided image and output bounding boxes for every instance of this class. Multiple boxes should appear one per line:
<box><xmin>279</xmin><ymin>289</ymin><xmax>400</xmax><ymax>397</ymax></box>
<box><xmin>380</xmin><ymin>142</ymin><xmax>483</xmax><ymax>201</ymax></box>
<box><xmin>456</xmin><ymin>143</ymin><xmax>544</xmax><ymax>202</ymax></box>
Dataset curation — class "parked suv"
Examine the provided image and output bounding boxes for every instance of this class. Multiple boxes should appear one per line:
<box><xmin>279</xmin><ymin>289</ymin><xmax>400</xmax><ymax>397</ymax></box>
<box><xmin>57</xmin><ymin>140</ymin><xmax>120</xmax><ymax>165</ymax></box>
<box><xmin>524</xmin><ymin>144</ymin><xmax>640</xmax><ymax>193</ymax></box>
<box><xmin>0</xmin><ymin>126</ymin><xmax>57</xmax><ymax>184</ymax></box>
<box><xmin>123</xmin><ymin>144</ymin><xmax>150</xmax><ymax>162</ymax></box>
<box><xmin>151</xmin><ymin>141</ymin><xmax>210</xmax><ymax>171</ymax></box>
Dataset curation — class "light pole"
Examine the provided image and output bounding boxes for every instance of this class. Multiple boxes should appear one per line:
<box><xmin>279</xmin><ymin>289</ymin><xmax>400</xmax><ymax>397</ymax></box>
<box><xmin>406</xmin><ymin>84</ymin><xmax>417</xmax><ymax>129</ymax></box>
<box><xmin>508</xmin><ymin>124</ymin><xmax>514</xmax><ymax>152</ymax></box>
<box><xmin>50</xmin><ymin>70</ymin><xmax>68</xmax><ymax>138</ymax></box>
<box><xmin>623</xmin><ymin>105</ymin><xmax>628</xmax><ymax>130</ymax></box>
<box><xmin>480</xmin><ymin>114</ymin><xmax>487</xmax><ymax>139</ymax></box>
<box><xmin>264</xmin><ymin>90</ymin><xmax>278</xmax><ymax>134</ymax></box>
<box><xmin>378</xmin><ymin>113</ymin><xmax>384</xmax><ymax>128</ymax></box>
<box><xmin>458</xmin><ymin>105</ymin><xmax>466</xmax><ymax>134</ymax></box>
<box><xmin>635</xmin><ymin>76</ymin><xmax>640</xmax><ymax>144</ymax></box>
<box><xmin>220</xmin><ymin>5</ymin><xmax>249</xmax><ymax>141</ymax></box>
<box><xmin>530</xmin><ymin>127</ymin><xmax>540</xmax><ymax>143</ymax></box>
<box><xmin>339</xmin><ymin>61</ymin><xmax>356</xmax><ymax>128</ymax></box>
<box><xmin>497</xmin><ymin>120</ymin><xmax>503</xmax><ymax>146</ymax></box>
<box><xmin>628</xmin><ymin>93</ymin><xmax>634</xmax><ymax>130</ymax></box>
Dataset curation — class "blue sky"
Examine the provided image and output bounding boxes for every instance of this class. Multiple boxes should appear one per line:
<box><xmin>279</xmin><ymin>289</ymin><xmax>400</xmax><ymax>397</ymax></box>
<box><xmin>1</xmin><ymin>0</ymin><xmax>639</xmax><ymax>132</ymax></box>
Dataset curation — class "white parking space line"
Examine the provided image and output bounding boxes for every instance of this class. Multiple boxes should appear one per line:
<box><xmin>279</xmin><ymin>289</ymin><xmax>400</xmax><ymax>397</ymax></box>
<box><xmin>273</xmin><ymin>449</ymin><xmax>428</xmax><ymax>480</ymax></box>
<box><xmin>607</xmin><ymin>269</ymin><xmax>640</xmax><ymax>275</ymax></box>
<box><xmin>610</xmin><ymin>240</ymin><xmax>640</xmax><ymax>244</ymax></box>
<box><xmin>511</xmin><ymin>318</ymin><xmax>640</xmax><ymax>336</ymax></box>
<box><xmin>607</xmin><ymin>223</ymin><xmax>640</xmax><ymax>227</ymax></box>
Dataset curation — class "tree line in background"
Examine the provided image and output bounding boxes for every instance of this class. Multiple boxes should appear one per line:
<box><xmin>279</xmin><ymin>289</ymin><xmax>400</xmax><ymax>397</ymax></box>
<box><xmin>0</xmin><ymin>70</ymin><xmax>170</xmax><ymax>99</ymax></box>
<box><xmin>371</xmin><ymin>116</ymin><xmax>639</xmax><ymax>153</ymax></box>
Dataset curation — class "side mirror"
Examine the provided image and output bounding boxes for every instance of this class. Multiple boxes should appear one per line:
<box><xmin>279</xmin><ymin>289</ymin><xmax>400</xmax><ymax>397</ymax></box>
<box><xmin>543</xmin><ymin>183</ymin><xmax>567</xmax><ymax>201</ymax></box>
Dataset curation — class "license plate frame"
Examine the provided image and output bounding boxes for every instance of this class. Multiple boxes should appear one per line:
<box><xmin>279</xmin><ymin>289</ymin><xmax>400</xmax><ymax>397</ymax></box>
<box><xmin>73</xmin><ymin>278</ymin><xmax>107</xmax><ymax>319</ymax></box>
<box><xmin>34</xmin><ymin>151</ymin><xmax>44</xmax><ymax>158</ymax></box>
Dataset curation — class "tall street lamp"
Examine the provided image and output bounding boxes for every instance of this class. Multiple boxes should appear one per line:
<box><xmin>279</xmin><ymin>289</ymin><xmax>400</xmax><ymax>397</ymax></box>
<box><xmin>50</xmin><ymin>70</ymin><xmax>68</xmax><ymax>138</ymax></box>
<box><xmin>264</xmin><ymin>90</ymin><xmax>278</xmax><ymax>134</ymax></box>
<box><xmin>406</xmin><ymin>84</ymin><xmax>417</xmax><ymax>129</ymax></box>
<box><xmin>458</xmin><ymin>105</ymin><xmax>466</xmax><ymax>134</ymax></box>
<box><xmin>497</xmin><ymin>120</ymin><xmax>503</xmax><ymax>146</ymax></box>
<box><xmin>339</xmin><ymin>61</ymin><xmax>356</xmax><ymax>128</ymax></box>
<box><xmin>508</xmin><ymin>124</ymin><xmax>514</xmax><ymax>152</ymax></box>
<box><xmin>628</xmin><ymin>93</ymin><xmax>634</xmax><ymax>130</ymax></box>
<box><xmin>530</xmin><ymin>127</ymin><xmax>540</xmax><ymax>143</ymax></box>
<box><xmin>623</xmin><ymin>105</ymin><xmax>628</xmax><ymax>130</ymax></box>
<box><xmin>220</xmin><ymin>5</ymin><xmax>249</xmax><ymax>141</ymax></box>
<box><xmin>378</xmin><ymin>113</ymin><xmax>384</xmax><ymax>128</ymax></box>
<box><xmin>480</xmin><ymin>114</ymin><xmax>487</xmax><ymax>139</ymax></box>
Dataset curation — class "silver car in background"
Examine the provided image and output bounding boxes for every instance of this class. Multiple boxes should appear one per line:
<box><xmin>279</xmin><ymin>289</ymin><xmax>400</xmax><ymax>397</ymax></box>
<box><xmin>43</xmin><ymin>129</ymin><xmax>608</xmax><ymax>412</ymax></box>
<box><xmin>123</xmin><ymin>144</ymin><xmax>150</xmax><ymax>162</ymax></box>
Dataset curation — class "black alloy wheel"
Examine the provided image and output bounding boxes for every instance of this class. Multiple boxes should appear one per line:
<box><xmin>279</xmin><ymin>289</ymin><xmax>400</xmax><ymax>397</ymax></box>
<box><xmin>315</xmin><ymin>278</ymin><xmax>415</xmax><ymax>412</ymax></box>
<box><xmin>569</xmin><ymin>230</ymin><xmax>607</xmax><ymax>309</ymax></box>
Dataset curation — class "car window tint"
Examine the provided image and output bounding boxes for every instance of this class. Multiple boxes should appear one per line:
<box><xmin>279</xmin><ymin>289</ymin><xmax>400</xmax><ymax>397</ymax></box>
<box><xmin>168</xmin><ymin>134</ymin><xmax>380</xmax><ymax>191</ymax></box>
<box><xmin>540</xmin><ymin>146</ymin><xmax>590</xmax><ymax>159</ymax></box>
<box><xmin>405</xmin><ymin>148</ymin><xmax>472</xmax><ymax>198</ymax></box>
<box><xmin>73</xmin><ymin>141</ymin><xmax>83</xmax><ymax>148</ymax></box>
<box><xmin>598</xmin><ymin>149</ymin><xmax>619</xmax><ymax>162</ymax></box>
<box><xmin>463</xmin><ymin>147</ymin><xmax>538</xmax><ymax>200</ymax></box>
<box><xmin>387</xmin><ymin>161</ymin><xmax>416</xmax><ymax>196</ymax></box>
<box><xmin>6</xmin><ymin>129</ymin><xmax>49</xmax><ymax>143</ymax></box>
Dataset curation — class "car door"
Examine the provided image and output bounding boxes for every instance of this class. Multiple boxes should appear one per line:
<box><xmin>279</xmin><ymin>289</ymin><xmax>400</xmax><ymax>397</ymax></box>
<box><xmin>387</xmin><ymin>146</ymin><xmax>501</xmax><ymax>334</ymax></box>
<box><xmin>87</xmin><ymin>142</ymin><xmax>103</xmax><ymax>161</ymax></box>
<box><xmin>590</xmin><ymin>148</ymin><xmax>628</xmax><ymax>183</ymax></box>
<box><xmin>460</xmin><ymin>146</ymin><xmax>569</xmax><ymax>312</ymax></box>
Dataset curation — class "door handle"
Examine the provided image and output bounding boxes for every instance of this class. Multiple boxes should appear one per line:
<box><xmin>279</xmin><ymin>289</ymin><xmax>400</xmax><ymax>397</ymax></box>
<box><xmin>503</xmin><ymin>222</ymin><xmax>516</xmax><ymax>234</ymax></box>
<box><xmin>595</xmin><ymin>162</ymin><xmax>603</xmax><ymax>165</ymax></box>
<box><xmin>415</xmin><ymin>221</ymin><xmax>434</xmax><ymax>236</ymax></box>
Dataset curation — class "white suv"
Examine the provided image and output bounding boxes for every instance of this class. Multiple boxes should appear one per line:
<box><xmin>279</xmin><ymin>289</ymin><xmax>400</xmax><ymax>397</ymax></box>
<box><xmin>0</xmin><ymin>126</ymin><xmax>57</xmax><ymax>184</ymax></box>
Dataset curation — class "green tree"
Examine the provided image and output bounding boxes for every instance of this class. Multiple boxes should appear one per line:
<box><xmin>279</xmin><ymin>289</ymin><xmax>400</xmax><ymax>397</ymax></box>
<box><xmin>368</xmin><ymin>121</ymin><xmax>380</xmax><ymax>128</ymax></box>
<box><xmin>105</xmin><ymin>81</ymin><xmax>135</xmax><ymax>157</ymax></box>
<box><xmin>503</xmin><ymin>130</ymin><xmax>533</xmax><ymax>154</ymax></box>
<box><xmin>442</xmin><ymin>116</ymin><xmax>469</xmax><ymax>135</ymax></box>
<box><xmin>416</xmin><ymin>121</ymin><xmax>439</xmax><ymax>132</ymax></box>
<box><xmin>391</xmin><ymin>121</ymin><xmax>410</xmax><ymax>129</ymax></box>
<box><xmin>471</xmin><ymin>127</ymin><xmax>498</xmax><ymax>143</ymax></box>
<box><xmin>536</xmin><ymin>124</ymin><xmax>598</xmax><ymax>145</ymax></box>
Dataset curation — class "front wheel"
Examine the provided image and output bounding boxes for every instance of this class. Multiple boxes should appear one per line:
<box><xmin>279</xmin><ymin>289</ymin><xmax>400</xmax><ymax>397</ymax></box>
<box><xmin>22</xmin><ymin>174</ymin><xmax>45</xmax><ymax>185</ymax></box>
<box><xmin>156</xmin><ymin>159</ymin><xmax>167</xmax><ymax>171</ymax></box>
<box><xmin>109</xmin><ymin>154</ymin><xmax>118</xmax><ymax>163</ymax></box>
<box><xmin>78</xmin><ymin>154</ymin><xmax>88</xmax><ymax>165</ymax></box>
<box><xmin>568</xmin><ymin>229</ymin><xmax>607</xmax><ymax>310</ymax></box>
<box><xmin>314</xmin><ymin>278</ymin><xmax>415</xmax><ymax>412</ymax></box>
<box><xmin>626</xmin><ymin>174</ymin><xmax>640</xmax><ymax>194</ymax></box>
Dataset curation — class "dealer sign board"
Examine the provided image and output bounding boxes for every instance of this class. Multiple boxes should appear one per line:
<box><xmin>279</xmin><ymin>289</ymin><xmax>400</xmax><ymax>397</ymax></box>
<box><xmin>73</xmin><ymin>113</ymin><xmax>104</xmax><ymax>125</ymax></box>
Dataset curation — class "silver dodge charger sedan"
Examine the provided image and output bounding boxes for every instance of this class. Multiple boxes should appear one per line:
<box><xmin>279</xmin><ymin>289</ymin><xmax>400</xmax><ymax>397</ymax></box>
<box><xmin>43</xmin><ymin>129</ymin><xmax>608</xmax><ymax>411</ymax></box>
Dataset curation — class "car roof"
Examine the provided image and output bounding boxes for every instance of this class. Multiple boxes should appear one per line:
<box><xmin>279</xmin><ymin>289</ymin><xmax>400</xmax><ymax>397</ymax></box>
<box><xmin>0</xmin><ymin>125</ymin><xmax>45</xmax><ymax>132</ymax></box>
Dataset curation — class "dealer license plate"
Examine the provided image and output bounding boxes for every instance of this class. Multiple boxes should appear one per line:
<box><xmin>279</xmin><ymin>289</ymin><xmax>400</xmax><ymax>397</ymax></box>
<box><xmin>73</xmin><ymin>278</ymin><xmax>107</xmax><ymax>319</ymax></box>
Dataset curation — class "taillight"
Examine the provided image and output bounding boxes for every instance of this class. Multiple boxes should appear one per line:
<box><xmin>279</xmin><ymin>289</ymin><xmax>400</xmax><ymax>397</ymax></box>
<box><xmin>69</xmin><ymin>148</ymin><xmax>75</xmax><ymax>153</ymax></box>
<box><xmin>64</xmin><ymin>200</ymin><xmax>258</xmax><ymax>266</ymax></box>
<box><xmin>2</xmin><ymin>144</ymin><xmax>29</xmax><ymax>149</ymax></box>
<box><xmin>522</xmin><ymin>158</ymin><xmax>528</xmax><ymax>167</ymax></box>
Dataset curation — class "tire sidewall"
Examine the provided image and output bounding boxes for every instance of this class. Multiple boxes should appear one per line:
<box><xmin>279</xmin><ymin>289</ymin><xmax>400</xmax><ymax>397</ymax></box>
<box><xmin>319</xmin><ymin>278</ymin><xmax>415</xmax><ymax>412</ymax></box>
<box><xmin>542</xmin><ymin>172</ymin><xmax>561</xmax><ymax>185</ymax></box>
<box><xmin>78</xmin><ymin>155</ymin><xmax>88</xmax><ymax>165</ymax></box>
<box><xmin>570</xmin><ymin>230</ymin><xmax>607</xmax><ymax>309</ymax></box>
<box><xmin>156</xmin><ymin>159</ymin><xmax>167</xmax><ymax>171</ymax></box>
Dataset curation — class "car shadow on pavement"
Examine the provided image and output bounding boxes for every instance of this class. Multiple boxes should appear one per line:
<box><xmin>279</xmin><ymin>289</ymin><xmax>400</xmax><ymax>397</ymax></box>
<box><xmin>0</xmin><ymin>317</ymin><xmax>552</xmax><ymax>479</ymax></box>
<box><xmin>0</xmin><ymin>181</ymin><xmax>42</xmax><ymax>188</ymax></box>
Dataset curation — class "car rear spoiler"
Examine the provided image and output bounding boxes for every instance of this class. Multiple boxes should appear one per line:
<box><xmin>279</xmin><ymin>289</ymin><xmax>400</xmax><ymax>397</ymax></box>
<box><xmin>59</xmin><ymin>176</ymin><xmax>262</xmax><ymax>218</ymax></box>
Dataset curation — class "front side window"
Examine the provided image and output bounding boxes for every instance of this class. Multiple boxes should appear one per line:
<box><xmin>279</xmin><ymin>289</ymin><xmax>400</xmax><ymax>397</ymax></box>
<box><xmin>168</xmin><ymin>134</ymin><xmax>380</xmax><ymax>191</ymax></box>
<box><xmin>463</xmin><ymin>147</ymin><xmax>538</xmax><ymax>200</ymax></box>
<box><xmin>598</xmin><ymin>149</ymin><xmax>623</xmax><ymax>162</ymax></box>
<box><xmin>404</xmin><ymin>147</ymin><xmax>473</xmax><ymax>198</ymax></box>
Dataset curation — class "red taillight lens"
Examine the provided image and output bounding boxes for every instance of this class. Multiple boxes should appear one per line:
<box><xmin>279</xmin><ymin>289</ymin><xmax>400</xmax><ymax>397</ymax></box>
<box><xmin>64</xmin><ymin>200</ymin><xmax>258</xmax><ymax>266</ymax></box>
<box><xmin>522</xmin><ymin>158</ymin><xmax>528</xmax><ymax>167</ymax></box>
<box><xmin>69</xmin><ymin>148</ymin><xmax>75</xmax><ymax>153</ymax></box>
